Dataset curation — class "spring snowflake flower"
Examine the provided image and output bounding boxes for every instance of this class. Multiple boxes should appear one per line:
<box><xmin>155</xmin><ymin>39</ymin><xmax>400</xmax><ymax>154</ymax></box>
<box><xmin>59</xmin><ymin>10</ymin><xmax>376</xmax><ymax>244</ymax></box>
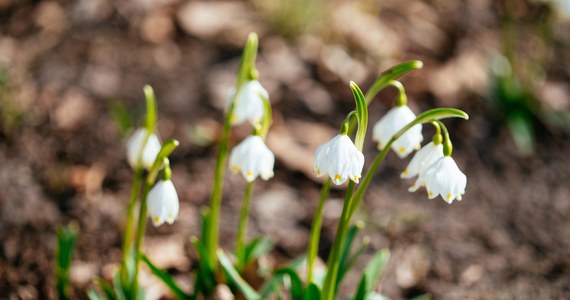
<box><xmin>147</xmin><ymin>179</ymin><xmax>179</xmax><ymax>227</ymax></box>
<box><xmin>372</xmin><ymin>105</ymin><xmax>423</xmax><ymax>158</ymax></box>
<box><xmin>126</xmin><ymin>128</ymin><xmax>161</xmax><ymax>170</ymax></box>
<box><xmin>229</xmin><ymin>135</ymin><xmax>275</xmax><ymax>182</ymax></box>
<box><xmin>314</xmin><ymin>134</ymin><xmax>365</xmax><ymax>186</ymax></box>
<box><xmin>413</xmin><ymin>156</ymin><xmax>466</xmax><ymax>204</ymax></box>
<box><xmin>228</xmin><ymin>80</ymin><xmax>269</xmax><ymax>126</ymax></box>
<box><xmin>403</xmin><ymin>141</ymin><xmax>444</xmax><ymax>191</ymax></box>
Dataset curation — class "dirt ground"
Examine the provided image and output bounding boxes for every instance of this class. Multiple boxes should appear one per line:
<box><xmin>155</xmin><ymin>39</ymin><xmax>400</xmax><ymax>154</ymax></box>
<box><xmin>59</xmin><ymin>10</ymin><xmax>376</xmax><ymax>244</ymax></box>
<box><xmin>1</xmin><ymin>0</ymin><xmax>570</xmax><ymax>299</ymax></box>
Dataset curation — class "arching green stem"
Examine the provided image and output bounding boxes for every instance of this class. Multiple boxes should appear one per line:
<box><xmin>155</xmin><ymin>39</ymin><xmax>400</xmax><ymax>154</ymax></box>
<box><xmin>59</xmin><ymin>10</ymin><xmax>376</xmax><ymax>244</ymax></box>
<box><xmin>387</xmin><ymin>80</ymin><xmax>407</xmax><ymax>107</ymax></box>
<box><xmin>431</xmin><ymin>121</ymin><xmax>443</xmax><ymax>145</ymax></box>
<box><xmin>435</xmin><ymin>120</ymin><xmax>453</xmax><ymax>156</ymax></box>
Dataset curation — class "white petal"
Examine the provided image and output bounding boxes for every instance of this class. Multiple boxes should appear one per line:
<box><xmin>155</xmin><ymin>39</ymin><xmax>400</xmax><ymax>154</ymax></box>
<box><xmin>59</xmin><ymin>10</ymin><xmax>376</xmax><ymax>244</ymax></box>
<box><xmin>229</xmin><ymin>80</ymin><xmax>269</xmax><ymax>126</ymax></box>
<box><xmin>402</xmin><ymin>142</ymin><xmax>444</xmax><ymax>179</ymax></box>
<box><xmin>229</xmin><ymin>135</ymin><xmax>275</xmax><ymax>182</ymax></box>
<box><xmin>312</xmin><ymin>134</ymin><xmax>364</xmax><ymax>186</ymax></box>
<box><xmin>126</xmin><ymin>128</ymin><xmax>161</xmax><ymax>170</ymax></box>
<box><xmin>372</xmin><ymin>105</ymin><xmax>422</xmax><ymax>158</ymax></box>
<box><xmin>420</xmin><ymin>157</ymin><xmax>467</xmax><ymax>204</ymax></box>
<box><xmin>147</xmin><ymin>180</ymin><xmax>179</xmax><ymax>227</ymax></box>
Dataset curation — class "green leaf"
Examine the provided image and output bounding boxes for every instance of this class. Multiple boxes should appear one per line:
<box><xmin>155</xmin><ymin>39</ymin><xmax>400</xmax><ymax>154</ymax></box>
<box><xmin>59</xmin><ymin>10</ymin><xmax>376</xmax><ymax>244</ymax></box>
<box><xmin>365</xmin><ymin>60</ymin><xmax>423</xmax><ymax>104</ymax></box>
<box><xmin>259</xmin><ymin>267</ymin><xmax>304</xmax><ymax>300</ymax></box>
<box><xmin>94</xmin><ymin>278</ymin><xmax>117</xmax><ymax>300</ymax></box>
<box><xmin>55</xmin><ymin>223</ymin><xmax>78</xmax><ymax>300</ymax></box>
<box><xmin>350</xmin><ymin>82</ymin><xmax>368</xmax><ymax>151</ymax></box>
<box><xmin>190</xmin><ymin>237</ymin><xmax>216</xmax><ymax>293</ymax></box>
<box><xmin>274</xmin><ymin>268</ymin><xmax>304</xmax><ymax>300</ymax></box>
<box><xmin>237</xmin><ymin>33</ymin><xmax>259</xmax><ymax>88</ymax></box>
<box><xmin>336</xmin><ymin>222</ymin><xmax>363</xmax><ymax>288</ymax></box>
<box><xmin>353</xmin><ymin>275</ymin><xmax>367</xmax><ymax>300</ymax></box>
<box><xmin>340</xmin><ymin>237</ymin><xmax>369</xmax><ymax>285</ymax></box>
<box><xmin>112</xmin><ymin>272</ymin><xmax>128</xmax><ymax>300</ymax></box>
<box><xmin>142</xmin><ymin>255</ymin><xmax>189</xmax><ymax>300</ymax></box>
<box><xmin>200</xmin><ymin>207</ymin><xmax>211</xmax><ymax>252</ymax></box>
<box><xmin>87</xmin><ymin>290</ymin><xmax>106</xmax><ymax>300</ymax></box>
<box><xmin>303</xmin><ymin>283</ymin><xmax>321</xmax><ymax>300</ymax></box>
<box><xmin>217</xmin><ymin>250</ymin><xmax>260</xmax><ymax>300</ymax></box>
<box><xmin>244</xmin><ymin>237</ymin><xmax>273</xmax><ymax>265</ymax></box>
<box><xmin>363</xmin><ymin>249</ymin><xmax>390</xmax><ymax>294</ymax></box>
<box><xmin>507</xmin><ymin>113</ymin><xmax>534</xmax><ymax>155</ymax></box>
<box><xmin>144</xmin><ymin>85</ymin><xmax>157</xmax><ymax>133</ymax></box>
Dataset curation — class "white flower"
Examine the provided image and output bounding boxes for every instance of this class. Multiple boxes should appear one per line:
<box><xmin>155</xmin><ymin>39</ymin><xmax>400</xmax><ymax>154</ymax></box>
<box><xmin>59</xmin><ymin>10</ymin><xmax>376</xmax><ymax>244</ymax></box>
<box><xmin>412</xmin><ymin>156</ymin><xmax>466</xmax><ymax>204</ymax></box>
<box><xmin>372</xmin><ymin>105</ymin><xmax>423</xmax><ymax>158</ymax></box>
<box><xmin>228</xmin><ymin>80</ymin><xmax>269</xmax><ymax>126</ymax></box>
<box><xmin>229</xmin><ymin>135</ymin><xmax>275</xmax><ymax>182</ymax></box>
<box><xmin>147</xmin><ymin>179</ymin><xmax>179</xmax><ymax>227</ymax></box>
<box><xmin>126</xmin><ymin>128</ymin><xmax>161</xmax><ymax>170</ymax></box>
<box><xmin>402</xmin><ymin>142</ymin><xmax>444</xmax><ymax>191</ymax></box>
<box><xmin>313</xmin><ymin>134</ymin><xmax>365</xmax><ymax>186</ymax></box>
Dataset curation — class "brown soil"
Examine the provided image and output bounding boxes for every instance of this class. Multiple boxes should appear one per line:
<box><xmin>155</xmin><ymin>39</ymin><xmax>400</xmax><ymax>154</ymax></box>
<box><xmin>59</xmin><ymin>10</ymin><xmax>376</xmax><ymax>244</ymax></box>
<box><xmin>1</xmin><ymin>0</ymin><xmax>570</xmax><ymax>299</ymax></box>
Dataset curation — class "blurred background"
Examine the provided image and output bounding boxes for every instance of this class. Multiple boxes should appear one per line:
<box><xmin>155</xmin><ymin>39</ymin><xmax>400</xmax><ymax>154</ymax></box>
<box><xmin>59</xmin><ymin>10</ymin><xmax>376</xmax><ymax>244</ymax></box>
<box><xmin>1</xmin><ymin>0</ymin><xmax>570</xmax><ymax>299</ymax></box>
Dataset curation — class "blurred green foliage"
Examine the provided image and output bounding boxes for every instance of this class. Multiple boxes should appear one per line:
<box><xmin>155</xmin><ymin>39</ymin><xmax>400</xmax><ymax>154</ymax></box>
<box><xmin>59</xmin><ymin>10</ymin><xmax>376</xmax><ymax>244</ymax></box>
<box><xmin>55</xmin><ymin>223</ymin><xmax>79</xmax><ymax>300</ymax></box>
<box><xmin>0</xmin><ymin>68</ymin><xmax>23</xmax><ymax>136</ymax></box>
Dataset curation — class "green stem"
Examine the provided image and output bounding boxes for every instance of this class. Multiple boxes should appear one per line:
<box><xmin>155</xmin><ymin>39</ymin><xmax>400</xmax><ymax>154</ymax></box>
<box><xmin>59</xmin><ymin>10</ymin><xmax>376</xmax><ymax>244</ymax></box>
<box><xmin>321</xmin><ymin>181</ymin><xmax>356</xmax><ymax>300</ymax></box>
<box><xmin>121</xmin><ymin>167</ymin><xmax>143</xmax><ymax>284</ymax></box>
<box><xmin>236</xmin><ymin>182</ymin><xmax>255</xmax><ymax>270</ymax></box>
<box><xmin>206</xmin><ymin>101</ymin><xmax>234</xmax><ymax>267</ymax></box>
<box><xmin>132</xmin><ymin>183</ymin><xmax>152</xmax><ymax>300</ymax></box>
<box><xmin>307</xmin><ymin>179</ymin><xmax>331</xmax><ymax>284</ymax></box>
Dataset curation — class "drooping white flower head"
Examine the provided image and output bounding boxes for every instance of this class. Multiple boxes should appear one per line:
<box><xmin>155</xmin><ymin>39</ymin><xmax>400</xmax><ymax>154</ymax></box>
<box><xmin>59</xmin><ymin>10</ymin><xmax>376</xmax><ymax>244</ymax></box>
<box><xmin>147</xmin><ymin>179</ymin><xmax>179</xmax><ymax>227</ymax></box>
<box><xmin>126</xmin><ymin>128</ymin><xmax>161</xmax><ymax>170</ymax></box>
<box><xmin>372</xmin><ymin>105</ymin><xmax>423</xmax><ymax>158</ymax></box>
<box><xmin>314</xmin><ymin>134</ymin><xmax>365</xmax><ymax>186</ymax></box>
<box><xmin>412</xmin><ymin>156</ymin><xmax>466</xmax><ymax>204</ymax></box>
<box><xmin>402</xmin><ymin>141</ymin><xmax>444</xmax><ymax>182</ymax></box>
<box><xmin>229</xmin><ymin>135</ymin><xmax>275</xmax><ymax>182</ymax></box>
<box><xmin>228</xmin><ymin>80</ymin><xmax>269</xmax><ymax>126</ymax></box>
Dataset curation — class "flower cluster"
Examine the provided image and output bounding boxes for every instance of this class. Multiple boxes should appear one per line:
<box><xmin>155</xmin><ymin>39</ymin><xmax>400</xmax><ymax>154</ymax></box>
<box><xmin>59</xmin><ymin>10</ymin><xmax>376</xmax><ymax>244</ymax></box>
<box><xmin>313</xmin><ymin>100</ymin><xmax>466</xmax><ymax>204</ymax></box>
<box><xmin>228</xmin><ymin>80</ymin><xmax>275</xmax><ymax>182</ymax></box>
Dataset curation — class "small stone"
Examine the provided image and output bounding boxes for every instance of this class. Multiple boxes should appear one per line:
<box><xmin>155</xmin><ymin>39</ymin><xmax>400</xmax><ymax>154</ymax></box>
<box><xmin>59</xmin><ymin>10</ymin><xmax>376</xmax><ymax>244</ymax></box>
<box><xmin>53</xmin><ymin>88</ymin><xmax>95</xmax><ymax>131</ymax></box>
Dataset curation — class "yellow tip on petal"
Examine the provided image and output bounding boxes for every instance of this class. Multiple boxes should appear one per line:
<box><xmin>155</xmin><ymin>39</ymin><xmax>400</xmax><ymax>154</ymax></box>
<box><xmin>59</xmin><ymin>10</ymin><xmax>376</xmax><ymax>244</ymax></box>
<box><xmin>353</xmin><ymin>175</ymin><xmax>358</xmax><ymax>181</ymax></box>
<box><xmin>153</xmin><ymin>216</ymin><xmax>161</xmax><ymax>223</ymax></box>
<box><xmin>429</xmin><ymin>191</ymin><xmax>434</xmax><ymax>197</ymax></box>
<box><xmin>403</xmin><ymin>169</ymin><xmax>408</xmax><ymax>176</ymax></box>
<box><xmin>247</xmin><ymin>171</ymin><xmax>253</xmax><ymax>177</ymax></box>
<box><xmin>317</xmin><ymin>170</ymin><xmax>321</xmax><ymax>175</ymax></box>
<box><xmin>398</xmin><ymin>147</ymin><xmax>406</xmax><ymax>154</ymax></box>
<box><xmin>335</xmin><ymin>174</ymin><xmax>341</xmax><ymax>181</ymax></box>
<box><xmin>447</xmin><ymin>193</ymin><xmax>452</xmax><ymax>200</ymax></box>
<box><xmin>167</xmin><ymin>216</ymin><xmax>175</xmax><ymax>223</ymax></box>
